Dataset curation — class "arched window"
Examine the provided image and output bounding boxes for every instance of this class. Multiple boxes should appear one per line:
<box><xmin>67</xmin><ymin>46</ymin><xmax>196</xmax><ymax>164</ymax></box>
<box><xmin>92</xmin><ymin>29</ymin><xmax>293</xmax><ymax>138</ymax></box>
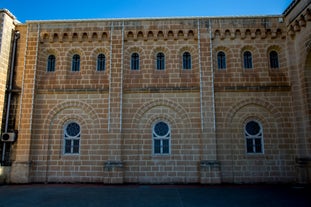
<box><xmin>243</xmin><ymin>51</ymin><xmax>253</xmax><ymax>69</ymax></box>
<box><xmin>153</xmin><ymin>121</ymin><xmax>171</xmax><ymax>155</ymax></box>
<box><xmin>245</xmin><ymin>120</ymin><xmax>263</xmax><ymax>153</ymax></box>
<box><xmin>156</xmin><ymin>52</ymin><xmax>165</xmax><ymax>70</ymax></box>
<box><xmin>183</xmin><ymin>52</ymin><xmax>192</xmax><ymax>69</ymax></box>
<box><xmin>47</xmin><ymin>55</ymin><xmax>56</xmax><ymax>72</ymax></box>
<box><xmin>72</xmin><ymin>54</ymin><xmax>80</xmax><ymax>71</ymax></box>
<box><xmin>64</xmin><ymin>122</ymin><xmax>81</xmax><ymax>154</ymax></box>
<box><xmin>217</xmin><ymin>51</ymin><xmax>226</xmax><ymax>69</ymax></box>
<box><xmin>131</xmin><ymin>53</ymin><xmax>139</xmax><ymax>70</ymax></box>
<box><xmin>97</xmin><ymin>53</ymin><xmax>106</xmax><ymax>71</ymax></box>
<box><xmin>269</xmin><ymin>51</ymin><xmax>279</xmax><ymax>69</ymax></box>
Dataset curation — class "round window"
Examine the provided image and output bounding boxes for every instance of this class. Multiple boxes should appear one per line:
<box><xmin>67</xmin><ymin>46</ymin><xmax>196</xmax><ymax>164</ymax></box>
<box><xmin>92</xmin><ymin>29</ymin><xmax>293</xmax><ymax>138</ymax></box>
<box><xmin>245</xmin><ymin>121</ymin><xmax>261</xmax><ymax>136</ymax></box>
<box><xmin>154</xmin><ymin>121</ymin><xmax>169</xmax><ymax>137</ymax></box>
<box><xmin>65</xmin><ymin>122</ymin><xmax>80</xmax><ymax>137</ymax></box>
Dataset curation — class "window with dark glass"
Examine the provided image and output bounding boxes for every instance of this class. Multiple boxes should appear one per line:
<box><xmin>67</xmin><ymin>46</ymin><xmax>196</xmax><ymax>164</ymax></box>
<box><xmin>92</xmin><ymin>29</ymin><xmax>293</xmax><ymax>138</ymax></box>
<box><xmin>72</xmin><ymin>54</ymin><xmax>80</xmax><ymax>71</ymax></box>
<box><xmin>131</xmin><ymin>53</ymin><xmax>139</xmax><ymax>70</ymax></box>
<box><xmin>156</xmin><ymin>52</ymin><xmax>165</xmax><ymax>70</ymax></box>
<box><xmin>97</xmin><ymin>53</ymin><xmax>106</xmax><ymax>71</ymax></box>
<box><xmin>217</xmin><ymin>51</ymin><xmax>226</xmax><ymax>69</ymax></box>
<box><xmin>153</xmin><ymin>121</ymin><xmax>170</xmax><ymax>155</ymax></box>
<box><xmin>245</xmin><ymin>120</ymin><xmax>263</xmax><ymax>154</ymax></box>
<box><xmin>183</xmin><ymin>52</ymin><xmax>191</xmax><ymax>69</ymax></box>
<box><xmin>64</xmin><ymin>122</ymin><xmax>80</xmax><ymax>154</ymax></box>
<box><xmin>243</xmin><ymin>51</ymin><xmax>253</xmax><ymax>69</ymax></box>
<box><xmin>47</xmin><ymin>55</ymin><xmax>56</xmax><ymax>72</ymax></box>
<box><xmin>269</xmin><ymin>51</ymin><xmax>279</xmax><ymax>69</ymax></box>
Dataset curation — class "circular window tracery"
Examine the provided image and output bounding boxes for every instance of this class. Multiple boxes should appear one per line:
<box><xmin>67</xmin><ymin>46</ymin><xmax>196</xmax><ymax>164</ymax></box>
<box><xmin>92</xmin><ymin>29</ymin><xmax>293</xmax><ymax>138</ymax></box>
<box><xmin>245</xmin><ymin>121</ymin><xmax>261</xmax><ymax>136</ymax></box>
<box><xmin>153</xmin><ymin>121</ymin><xmax>169</xmax><ymax>137</ymax></box>
<box><xmin>65</xmin><ymin>122</ymin><xmax>80</xmax><ymax>137</ymax></box>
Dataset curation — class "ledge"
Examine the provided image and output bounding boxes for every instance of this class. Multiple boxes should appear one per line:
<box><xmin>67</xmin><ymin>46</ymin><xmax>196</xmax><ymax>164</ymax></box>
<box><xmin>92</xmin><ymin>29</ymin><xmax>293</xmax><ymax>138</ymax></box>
<box><xmin>104</xmin><ymin>161</ymin><xmax>124</xmax><ymax>170</ymax></box>
<box><xmin>200</xmin><ymin>160</ymin><xmax>220</xmax><ymax>168</ymax></box>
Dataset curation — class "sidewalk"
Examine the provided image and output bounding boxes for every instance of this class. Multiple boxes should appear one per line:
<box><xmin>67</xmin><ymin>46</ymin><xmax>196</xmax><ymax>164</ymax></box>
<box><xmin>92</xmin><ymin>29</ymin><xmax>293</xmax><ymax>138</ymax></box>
<box><xmin>0</xmin><ymin>184</ymin><xmax>310</xmax><ymax>207</ymax></box>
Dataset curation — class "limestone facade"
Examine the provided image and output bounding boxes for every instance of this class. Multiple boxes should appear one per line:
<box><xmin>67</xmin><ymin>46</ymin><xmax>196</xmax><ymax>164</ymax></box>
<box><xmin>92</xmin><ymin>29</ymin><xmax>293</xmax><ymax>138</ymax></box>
<box><xmin>0</xmin><ymin>0</ymin><xmax>311</xmax><ymax>184</ymax></box>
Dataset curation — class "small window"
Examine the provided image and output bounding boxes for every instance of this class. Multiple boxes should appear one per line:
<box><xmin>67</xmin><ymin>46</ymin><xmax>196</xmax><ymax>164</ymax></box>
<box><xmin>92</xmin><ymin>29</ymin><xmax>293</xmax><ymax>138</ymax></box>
<box><xmin>243</xmin><ymin>51</ymin><xmax>253</xmax><ymax>69</ymax></box>
<box><xmin>156</xmin><ymin>52</ymin><xmax>165</xmax><ymax>70</ymax></box>
<box><xmin>183</xmin><ymin>52</ymin><xmax>191</xmax><ymax>69</ymax></box>
<box><xmin>269</xmin><ymin>51</ymin><xmax>279</xmax><ymax>69</ymax></box>
<box><xmin>47</xmin><ymin>55</ymin><xmax>56</xmax><ymax>72</ymax></box>
<box><xmin>131</xmin><ymin>53</ymin><xmax>139</xmax><ymax>70</ymax></box>
<box><xmin>217</xmin><ymin>51</ymin><xmax>226</xmax><ymax>69</ymax></box>
<box><xmin>97</xmin><ymin>53</ymin><xmax>106</xmax><ymax>71</ymax></box>
<box><xmin>153</xmin><ymin>121</ymin><xmax>171</xmax><ymax>155</ymax></box>
<box><xmin>72</xmin><ymin>54</ymin><xmax>80</xmax><ymax>72</ymax></box>
<box><xmin>245</xmin><ymin>120</ymin><xmax>263</xmax><ymax>154</ymax></box>
<box><xmin>64</xmin><ymin>122</ymin><xmax>80</xmax><ymax>154</ymax></box>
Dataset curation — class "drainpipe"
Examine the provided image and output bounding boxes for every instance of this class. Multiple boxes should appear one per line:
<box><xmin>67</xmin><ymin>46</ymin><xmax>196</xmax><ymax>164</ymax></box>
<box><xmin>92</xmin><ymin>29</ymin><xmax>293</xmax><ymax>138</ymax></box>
<box><xmin>108</xmin><ymin>23</ymin><xmax>113</xmax><ymax>132</ymax></box>
<box><xmin>2</xmin><ymin>30</ymin><xmax>20</xmax><ymax>163</ymax></box>
<box><xmin>209</xmin><ymin>19</ymin><xmax>216</xmax><ymax>132</ymax></box>
<box><xmin>197</xmin><ymin>19</ymin><xmax>204</xmax><ymax>133</ymax></box>
<box><xmin>120</xmin><ymin>21</ymin><xmax>124</xmax><ymax>133</ymax></box>
<box><xmin>5</xmin><ymin>31</ymin><xmax>20</xmax><ymax>133</ymax></box>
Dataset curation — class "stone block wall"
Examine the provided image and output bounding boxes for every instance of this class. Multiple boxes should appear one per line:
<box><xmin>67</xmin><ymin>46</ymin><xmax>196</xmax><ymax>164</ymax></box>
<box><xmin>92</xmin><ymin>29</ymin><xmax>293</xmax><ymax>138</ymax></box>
<box><xmin>2</xmin><ymin>0</ymin><xmax>311</xmax><ymax>184</ymax></box>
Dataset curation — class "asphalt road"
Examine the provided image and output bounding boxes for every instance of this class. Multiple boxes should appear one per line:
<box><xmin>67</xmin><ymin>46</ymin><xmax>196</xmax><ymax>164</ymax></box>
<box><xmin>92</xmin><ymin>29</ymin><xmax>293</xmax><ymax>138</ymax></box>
<box><xmin>0</xmin><ymin>184</ymin><xmax>310</xmax><ymax>207</ymax></box>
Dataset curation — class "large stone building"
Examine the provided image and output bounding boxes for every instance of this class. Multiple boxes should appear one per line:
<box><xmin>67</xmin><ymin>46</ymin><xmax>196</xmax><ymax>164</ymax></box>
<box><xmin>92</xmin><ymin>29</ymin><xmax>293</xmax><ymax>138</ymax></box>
<box><xmin>0</xmin><ymin>0</ymin><xmax>310</xmax><ymax>184</ymax></box>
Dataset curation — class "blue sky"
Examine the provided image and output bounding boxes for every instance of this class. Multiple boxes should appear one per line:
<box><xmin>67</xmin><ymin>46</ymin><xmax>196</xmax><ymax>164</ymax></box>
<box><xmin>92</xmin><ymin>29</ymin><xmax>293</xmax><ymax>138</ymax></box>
<box><xmin>2</xmin><ymin>0</ymin><xmax>293</xmax><ymax>23</ymax></box>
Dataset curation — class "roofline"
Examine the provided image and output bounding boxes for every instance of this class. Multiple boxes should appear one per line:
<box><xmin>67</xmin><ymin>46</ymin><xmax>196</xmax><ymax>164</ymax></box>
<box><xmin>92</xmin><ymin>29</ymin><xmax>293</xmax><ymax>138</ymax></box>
<box><xmin>25</xmin><ymin>14</ymin><xmax>283</xmax><ymax>24</ymax></box>
<box><xmin>0</xmin><ymin>8</ymin><xmax>21</xmax><ymax>24</ymax></box>
<box><xmin>0</xmin><ymin>8</ymin><xmax>16</xmax><ymax>19</ymax></box>
<box><xmin>283</xmin><ymin>0</ymin><xmax>300</xmax><ymax>15</ymax></box>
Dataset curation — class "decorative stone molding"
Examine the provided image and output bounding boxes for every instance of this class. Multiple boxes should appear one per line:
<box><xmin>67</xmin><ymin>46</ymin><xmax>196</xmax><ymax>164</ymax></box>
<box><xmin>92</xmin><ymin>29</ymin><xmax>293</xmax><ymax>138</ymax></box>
<box><xmin>212</xmin><ymin>28</ymin><xmax>285</xmax><ymax>40</ymax></box>
<box><xmin>40</xmin><ymin>31</ymin><xmax>110</xmax><ymax>43</ymax></box>
<box><xmin>287</xmin><ymin>7</ymin><xmax>311</xmax><ymax>37</ymax></box>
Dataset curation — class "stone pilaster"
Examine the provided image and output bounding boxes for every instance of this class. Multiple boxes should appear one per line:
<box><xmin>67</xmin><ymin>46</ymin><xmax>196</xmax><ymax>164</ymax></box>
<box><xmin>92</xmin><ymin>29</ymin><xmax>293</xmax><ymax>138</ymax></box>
<box><xmin>105</xmin><ymin>22</ymin><xmax>124</xmax><ymax>183</ymax></box>
<box><xmin>199</xmin><ymin>19</ymin><xmax>221</xmax><ymax>184</ymax></box>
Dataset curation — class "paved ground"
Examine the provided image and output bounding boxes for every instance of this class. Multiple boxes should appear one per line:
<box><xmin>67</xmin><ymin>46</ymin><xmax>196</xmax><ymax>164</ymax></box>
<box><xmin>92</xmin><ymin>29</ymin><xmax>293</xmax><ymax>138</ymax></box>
<box><xmin>0</xmin><ymin>184</ymin><xmax>310</xmax><ymax>207</ymax></box>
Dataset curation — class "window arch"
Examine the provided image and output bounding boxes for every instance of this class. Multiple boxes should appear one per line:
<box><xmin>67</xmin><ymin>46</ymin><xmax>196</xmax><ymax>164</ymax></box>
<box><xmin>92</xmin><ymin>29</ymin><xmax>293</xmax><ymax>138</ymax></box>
<box><xmin>245</xmin><ymin>120</ymin><xmax>263</xmax><ymax>154</ymax></box>
<box><xmin>182</xmin><ymin>52</ymin><xmax>192</xmax><ymax>69</ymax></box>
<box><xmin>217</xmin><ymin>51</ymin><xmax>226</xmax><ymax>69</ymax></box>
<box><xmin>243</xmin><ymin>51</ymin><xmax>253</xmax><ymax>69</ymax></box>
<box><xmin>97</xmin><ymin>53</ymin><xmax>106</xmax><ymax>71</ymax></box>
<box><xmin>47</xmin><ymin>54</ymin><xmax>56</xmax><ymax>72</ymax></box>
<box><xmin>64</xmin><ymin>122</ymin><xmax>81</xmax><ymax>154</ymax></box>
<box><xmin>72</xmin><ymin>54</ymin><xmax>80</xmax><ymax>71</ymax></box>
<box><xmin>153</xmin><ymin>121</ymin><xmax>171</xmax><ymax>155</ymax></box>
<box><xmin>269</xmin><ymin>51</ymin><xmax>279</xmax><ymax>69</ymax></box>
<box><xmin>156</xmin><ymin>52</ymin><xmax>165</xmax><ymax>70</ymax></box>
<box><xmin>131</xmin><ymin>53</ymin><xmax>139</xmax><ymax>70</ymax></box>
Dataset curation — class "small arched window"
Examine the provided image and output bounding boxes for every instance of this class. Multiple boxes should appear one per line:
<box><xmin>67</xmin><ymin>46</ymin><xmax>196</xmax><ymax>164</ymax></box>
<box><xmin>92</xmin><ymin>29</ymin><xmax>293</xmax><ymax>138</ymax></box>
<box><xmin>47</xmin><ymin>55</ymin><xmax>56</xmax><ymax>72</ymax></box>
<box><xmin>97</xmin><ymin>53</ymin><xmax>106</xmax><ymax>71</ymax></box>
<box><xmin>245</xmin><ymin>120</ymin><xmax>263</xmax><ymax>154</ymax></box>
<box><xmin>153</xmin><ymin>121</ymin><xmax>171</xmax><ymax>155</ymax></box>
<box><xmin>64</xmin><ymin>122</ymin><xmax>81</xmax><ymax>154</ymax></box>
<box><xmin>131</xmin><ymin>53</ymin><xmax>139</xmax><ymax>70</ymax></box>
<box><xmin>269</xmin><ymin>51</ymin><xmax>279</xmax><ymax>69</ymax></box>
<box><xmin>217</xmin><ymin>51</ymin><xmax>226</xmax><ymax>70</ymax></box>
<box><xmin>156</xmin><ymin>52</ymin><xmax>165</xmax><ymax>70</ymax></box>
<box><xmin>183</xmin><ymin>52</ymin><xmax>192</xmax><ymax>69</ymax></box>
<box><xmin>72</xmin><ymin>54</ymin><xmax>80</xmax><ymax>72</ymax></box>
<box><xmin>243</xmin><ymin>51</ymin><xmax>253</xmax><ymax>69</ymax></box>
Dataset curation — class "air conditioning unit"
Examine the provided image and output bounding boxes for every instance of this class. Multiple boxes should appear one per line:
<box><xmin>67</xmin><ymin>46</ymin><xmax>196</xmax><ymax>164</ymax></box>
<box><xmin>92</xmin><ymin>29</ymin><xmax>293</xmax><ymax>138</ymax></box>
<box><xmin>1</xmin><ymin>132</ymin><xmax>16</xmax><ymax>142</ymax></box>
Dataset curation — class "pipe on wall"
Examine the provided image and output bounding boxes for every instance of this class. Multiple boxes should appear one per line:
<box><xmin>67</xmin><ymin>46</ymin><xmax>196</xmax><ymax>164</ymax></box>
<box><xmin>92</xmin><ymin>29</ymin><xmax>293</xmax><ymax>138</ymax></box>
<box><xmin>2</xmin><ymin>30</ymin><xmax>20</xmax><ymax>164</ymax></box>
<box><xmin>4</xmin><ymin>31</ymin><xmax>20</xmax><ymax>133</ymax></box>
